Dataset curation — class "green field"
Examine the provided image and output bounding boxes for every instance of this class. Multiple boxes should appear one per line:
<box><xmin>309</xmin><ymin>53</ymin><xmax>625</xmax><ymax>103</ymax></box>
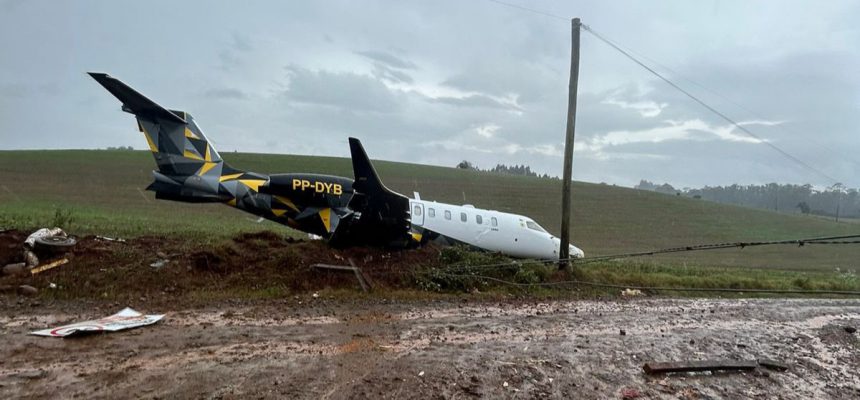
<box><xmin>1</xmin><ymin>149</ymin><xmax>858</xmax><ymax>275</ymax></box>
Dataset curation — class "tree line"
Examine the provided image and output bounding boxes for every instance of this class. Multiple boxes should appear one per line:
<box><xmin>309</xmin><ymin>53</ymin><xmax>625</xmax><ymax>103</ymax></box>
<box><xmin>456</xmin><ymin>161</ymin><xmax>556</xmax><ymax>179</ymax></box>
<box><xmin>636</xmin><ymin>180</ymin><xmax>860</xmax><ymax>219</ymax></box>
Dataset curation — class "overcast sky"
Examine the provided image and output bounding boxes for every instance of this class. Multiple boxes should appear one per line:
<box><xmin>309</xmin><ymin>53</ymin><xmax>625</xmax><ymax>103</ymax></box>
<box><xmin>1</xmin><ymin>0</ymin><xmax>858</xmax><ymax>188</ymax></box>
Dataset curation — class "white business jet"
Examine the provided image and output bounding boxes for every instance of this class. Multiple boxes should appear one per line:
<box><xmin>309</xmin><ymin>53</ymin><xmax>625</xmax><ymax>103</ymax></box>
<box><xmin>408</xmin><ymin>193</ymin><xmax>585</xmax><ymax>260</ymax></box>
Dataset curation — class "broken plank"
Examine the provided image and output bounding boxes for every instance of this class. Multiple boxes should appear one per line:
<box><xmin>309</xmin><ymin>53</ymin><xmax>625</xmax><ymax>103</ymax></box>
<box><xmin>311</xmin><ymin>261</ymin><xmax>372</xmax><ymax>292</ymax></box>
<box><xmin>30</xmin><ymin>258</ymin><xmax>69</xmax><ymax>275</ymax></box>
<box><xmin>758</xmin><ymin>359</ymin><xmax>789</xmax><ymax>371</ymax></box>
<box><xmin>643</xmin><ymin>360</ymin><xmax>758</xmax><ymax>374</ymax></box>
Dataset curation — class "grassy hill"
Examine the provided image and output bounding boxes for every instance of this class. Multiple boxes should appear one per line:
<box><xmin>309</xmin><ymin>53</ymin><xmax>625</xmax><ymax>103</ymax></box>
<box><xmin>1</xmin><ymin>149</ymin><xmax>857</xmax><ymax>272</ymax></box>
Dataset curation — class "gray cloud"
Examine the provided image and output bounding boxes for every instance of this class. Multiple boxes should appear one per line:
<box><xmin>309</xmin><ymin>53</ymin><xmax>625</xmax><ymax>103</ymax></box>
<box><xmin>430</xmin><ymin>94</ymin><xmax>521</xmax><ymax>111</ymax></box>
<box><xmin>1</xmin><ymin>0</ymin><xmax>858</xmax><ymax>189</ymax></box>
<box><xmin>354</xmin><ymin>50</ymin><xmax>416</xmax><ymax>70</ymax></box>
<box><xmin>204</xmin><ymin>88</ymin><xmax>247</xmax><ymax>100</ymax></box>
<box><xmin>283</xmin><ymin>65</ymin><xmax>401</xmax><ymax>113</ymax></box>
<box><xmin>370</xmin><ymin>62</ymin><xmax>413</xmax><ymax>84</ymax></box>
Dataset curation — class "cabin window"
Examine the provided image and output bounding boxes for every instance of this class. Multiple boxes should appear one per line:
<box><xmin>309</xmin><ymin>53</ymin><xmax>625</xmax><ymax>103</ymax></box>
<box><xmin>460</xmin><ymin>212</ymin><xmax>467</xmax><ymax>222</ymax></box>
<box><xmin>526</xmin><ymin>220</ymin><xmax>547</xmax><ymax>233</ymax></box>
<box><xmin>413</xmin><ymin>205</ymin><xmax>422</xmax><ymax>216</ymax></box>
<box><xmin>444</xmin><ymin>210</ymin><xmax>451</xmax><ymax>220</ymax></box>
<box><xmin>428</xmin><ymin>208</ymin><xmax>435</xmax><ymax>218</ymax></box>
<box><xmin>476</xmin><ymin>215</ymin><xmax>483</xmax><ymax>224</ymax></box>
<box><xmin>491</xmin><ymin>217</ymin><xmax>498</xmax><ymax>227</ymax></box>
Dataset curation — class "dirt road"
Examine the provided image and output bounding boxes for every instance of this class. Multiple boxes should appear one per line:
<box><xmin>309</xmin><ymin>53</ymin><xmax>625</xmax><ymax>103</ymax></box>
<box><xmin>1</xmin><ymin>298</ymin><xmax>858</xmax><ymax>399</ymax></box>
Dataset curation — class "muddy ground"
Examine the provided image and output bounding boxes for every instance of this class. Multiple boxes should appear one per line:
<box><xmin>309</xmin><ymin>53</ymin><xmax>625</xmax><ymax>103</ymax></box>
<box><xmin>1</xmin><ymin>230</ymin><xmax>859</xmax><ymax>398</ymax></box>
<box><xmin>0</xmin><ymin>298</ymin><xmax>858</xmax><ymax>399</ymax></box>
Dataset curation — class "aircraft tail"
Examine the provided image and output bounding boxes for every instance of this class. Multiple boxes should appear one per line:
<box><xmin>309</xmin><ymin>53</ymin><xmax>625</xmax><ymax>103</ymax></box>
<box><xmin>89</xmin><ymin>72</ymin><xmax>242</xmax><ymax>202</ymax></box>
<box><xmin>349</xmin><ymin>137</ymin><xmax>392</xmax><ymax>195</ymax></box>
<box><xmin>345</xmin><ymin>137</ymin><xmax>412</xmax><ymax>246</ymax></box>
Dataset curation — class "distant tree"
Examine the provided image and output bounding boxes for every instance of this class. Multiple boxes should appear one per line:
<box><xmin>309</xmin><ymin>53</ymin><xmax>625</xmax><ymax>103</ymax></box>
<box><xmin>456</xmin><ymin>160</ymin><xmax>477</xmax><ymax>170</ymax></box>
<box><xmin>796</xmin><ymin>201</ymin><xmax>811</xmax><ymax>214</ymax></box>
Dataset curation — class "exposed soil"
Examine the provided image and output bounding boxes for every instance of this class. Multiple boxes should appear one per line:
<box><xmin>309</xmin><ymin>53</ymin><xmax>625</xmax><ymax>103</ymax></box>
<box><xmin>0</xmin><ymin>299</ymin><xmax>858</xmax><ymax>399</ymax></box>
<box><xmin>0</xmin><ymin>229</ymin><xmax>443</xmax><ymax>307</ymax></box>
<box><xmin>1</xmin><ymin>230</ymin><xmax>859</xmax><ymax>399</ymax></box>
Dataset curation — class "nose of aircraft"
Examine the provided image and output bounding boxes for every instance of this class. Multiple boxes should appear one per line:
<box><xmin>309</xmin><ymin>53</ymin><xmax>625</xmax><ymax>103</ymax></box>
<box><xmin>569</xmin><ymin>244</ymin><xmax>585</xmax><ymax>259</ymax></box>
<box><xmin>551</xmin><ymin>237</ymin><xmax>585</xmax><ymax>259</ymax></box>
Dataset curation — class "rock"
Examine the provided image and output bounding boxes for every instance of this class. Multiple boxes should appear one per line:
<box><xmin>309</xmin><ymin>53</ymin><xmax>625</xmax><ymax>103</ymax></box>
<box><xmin>17</xmin><ymin>285</ymin><xmax>38</xmax><ymax>296</ymax></box>
<box><xmin>3</xmin><ymin>262</ymin><xmax>27</xmax><ymax>276</ymax></box>
<box><xmin>619</xmin><ymin>329</ymin><xmax>627</xmax><ymax>336</ymax></box>
<box><xmin>845</xmin><ymin>326</ymin><xmax>857</xmax><ymax>334</ymax></box>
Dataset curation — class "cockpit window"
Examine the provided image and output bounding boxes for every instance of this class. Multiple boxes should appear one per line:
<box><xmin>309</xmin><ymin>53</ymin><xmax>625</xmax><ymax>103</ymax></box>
<box><xmin>526</xmin><ymin>220</ymin><xmax>547</xmax><ymax>233</ymax></box>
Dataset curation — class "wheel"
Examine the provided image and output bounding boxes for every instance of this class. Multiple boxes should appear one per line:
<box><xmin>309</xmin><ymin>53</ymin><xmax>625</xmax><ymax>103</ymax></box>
<box><xmin>33</xmin><ymin>235</ymin><xmax>77</xmax><ymax>253</ymax></box>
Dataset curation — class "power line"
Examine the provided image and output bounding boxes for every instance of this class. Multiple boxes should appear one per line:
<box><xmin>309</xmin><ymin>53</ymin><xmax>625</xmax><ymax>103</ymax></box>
<box><xmin>423</xmin><ymin>271</ymin><xmax>860</xmax><ymax>296</ymax></box>
<box><xmin>482</xmin><ymin>0</ymin><xmax>843</xmax><ymax>185</ymax></box>
<box><xmin>561</xmin><ymin>26</ymin><xmax>858</xmax><ymax>173</ymax></box>
<box><xmin>434</xmin><ymin>234</ymin><xmax>860</xmax><ymax>272</ymax></box>
<box><xmin>580</xmin><ymin>24</ymin><xmax>841</xmax><ymax>185</ymax></box>
<box><xmin>485</xmin><ymin>0</ymin><xmax>568</xmax><ymax>21</ymax></box>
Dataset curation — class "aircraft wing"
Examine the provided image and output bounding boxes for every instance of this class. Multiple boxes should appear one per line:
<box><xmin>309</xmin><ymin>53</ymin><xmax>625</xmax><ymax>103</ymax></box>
<box><xmin>345</xmin><ymin>138</ymin><xmax>412</xmax><ymax>247</ymax></box>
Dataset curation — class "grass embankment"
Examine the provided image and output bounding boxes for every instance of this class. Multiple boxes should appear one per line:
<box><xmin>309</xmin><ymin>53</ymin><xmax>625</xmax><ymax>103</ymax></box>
<box><xmin>1</xmin><ymin>149</ymin><xmax>859</xmax><ymax>299</ymax></box>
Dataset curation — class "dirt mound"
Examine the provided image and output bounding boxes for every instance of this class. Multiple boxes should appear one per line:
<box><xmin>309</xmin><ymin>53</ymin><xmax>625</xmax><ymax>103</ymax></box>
<box><xmin>0</xmin><ymin>229</ymin><xmax>26</xmax><ymax>266</ymax></box>
<box><xmin>0</xmin><ymin>229</ymin><xmax>442</xmax><ymax>307</ymax></box>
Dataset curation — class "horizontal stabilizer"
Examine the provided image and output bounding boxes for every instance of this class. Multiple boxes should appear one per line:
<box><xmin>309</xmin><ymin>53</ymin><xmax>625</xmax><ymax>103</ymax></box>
<box><xmin>88</xmin><ymin>72</ymin><xmax>186</xmax><ymax>124</ymax></box>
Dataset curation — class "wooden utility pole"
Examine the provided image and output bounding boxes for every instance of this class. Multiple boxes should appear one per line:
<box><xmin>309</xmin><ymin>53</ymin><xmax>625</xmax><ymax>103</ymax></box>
<box><xmin>559</xmin><ymin>18</ymin><xmax>582</xmax><ymax>269</ymax></box>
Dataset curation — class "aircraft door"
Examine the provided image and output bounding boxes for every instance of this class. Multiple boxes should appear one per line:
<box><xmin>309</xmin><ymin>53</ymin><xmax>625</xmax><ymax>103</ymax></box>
<box><xmin>411</xmin><ymin>202</ymin><xmax>425</xmax><ymax>226</ymax></box>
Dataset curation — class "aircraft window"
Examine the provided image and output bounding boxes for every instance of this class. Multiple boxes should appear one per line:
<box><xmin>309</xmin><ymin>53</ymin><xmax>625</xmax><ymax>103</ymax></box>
<box><xmin>444</xmin><ymin>210</ymin><xmax>451</xmax><ymax>220</ymax></box>
<box><xmin>491</xmin><ymin>217</ymin><xmax>498</xmax><ymax>227</ymax></box>
<box><xmin>413</xmin><ymin>205</ymin><xmax>422</xmax><ymax>216</ymax></box>
<box><xmin>460</xmin><ymin>212</ymin><xmax>467</xmax><ymax>222</ymax></box>
<box><xmin>428</xmin><ymin>208</ymin><xmax>435</xmax><ymax>218</ymax></box>
<box><xmin>476</xmin><ymin>215</ymin><xmax>483</xmax><ymax>224</ymax></box>
<box><xmin>526</xmin><ymin>220</ymin><xmax>547</xmax><ymax>233</ymax></box>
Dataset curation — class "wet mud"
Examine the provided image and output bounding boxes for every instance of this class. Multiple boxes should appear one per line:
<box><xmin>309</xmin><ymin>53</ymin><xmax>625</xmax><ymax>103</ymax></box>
<box><xmin>1</xmin><ymin>298</ymin><xmax>858</xmax><ymax>399</ymax></box>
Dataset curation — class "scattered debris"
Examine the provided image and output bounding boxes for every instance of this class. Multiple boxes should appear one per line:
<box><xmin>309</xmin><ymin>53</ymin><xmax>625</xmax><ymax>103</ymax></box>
<box><xmin>49</xmin><ymin>283</ymin><xmax>58</xmax><ymax>289</ymax></box>
<box><xmin>758</xmin><ymin>359</ymin><xmax>790</xmax><ymax>372</ymax></box>
<box><xmin>150</xmin><ymin>259</ymin><xmax>170</xmax><ymax>270</ymax></box>
<box><xmin>23</xmin><ymin>249</ymin><xmax>39</xmax><ymax>267</ymax></box>
<box><xmin>621</xmin><ymin>288</ymin><xmax>643</xmax><ymax>297</ymax></box>
<box><xmin>620</xmin><ymin>387</ymin><xmax>642</xmax><ymax>399</ymax></box>
<box><xmin>312</xmin><ymin>292</ymin><xmax>320</xmax><ymax>298</ymax></box>
<box><xmin>418</xmin><ymin>371</ymin><xmax>424</xmax><ymax>377</ymax></box>
<box><xmin>33</xmin><ymin>235</ymin><xmax>77</xmax><ymax>254</ymax></box>
<box><xmin>24</xmin><ymin>228</ymin><xmax>65</xmax><ymax>247</ymax></box>
<box><xmin>845</xmin><ymin>326</ymin><xmax>857</xmax><ymax>334</ymax></box>
<box><xmin>311</xmin><ymin>259</ymin><xmax>372</xmax><ymax>292</ymax></box>
<box><xmin>17</xmin><ymin>285</ymin><xmax>38</xmax><ymax>296</ymax></box>
<box><xmin>95</xmin><ymin>235</ymin><xmax>127</xmax><ymax>243</ymax></box>
<box><xmin>13</xmin><ymin>369</ymin><xmax>47</xmax><ymax>380</ymax></box>
<box><xmin>30</xmin><ymin>258</ymin><xmax>69</xmax><ymax>275</ymax></box>
<box><xmin>2</xmin><ymin>262</ymin><xmax>28</xmax><ymax>276</ymax></box>
<box><xmin>643</xmin><ymin>360</ymin><xmax>758</xmax><ymax>374</ymax></box>
<box><xmin>503</xmin><ymin>381</ymin><xmax>509</xmax><ymax>388</ymax></box>
<box><xmin>30</xmin><ymin>307</ymin><xmax>165</xmax><ymax>338</ymax></box>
